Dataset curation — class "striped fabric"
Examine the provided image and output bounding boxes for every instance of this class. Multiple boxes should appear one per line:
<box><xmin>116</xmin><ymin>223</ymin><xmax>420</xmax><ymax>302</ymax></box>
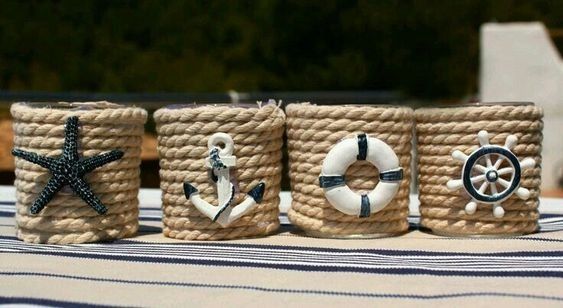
<box><xmin>1</xmin><ymin>187</ymin><xmax>562</xmax><ymax>307</ymax></box>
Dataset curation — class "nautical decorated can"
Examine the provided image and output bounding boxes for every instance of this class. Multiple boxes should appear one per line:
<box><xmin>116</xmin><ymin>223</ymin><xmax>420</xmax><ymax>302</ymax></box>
<box><xmin>286</xmin><ymin>103</ymin><xmax>413</xmax><ymax>238</ymax></box>
<box><xmin>154</xmin><ymin>101</ymin><xmax>285</xmax><ymax>240</ymax></box>
<box><xmin>415</xmin><ymin>102</ymin><xmax>543</xmax><ymax>236</ymax></box>
<box><xmin>11</xmin><ymin>102</ymin><xmax>147</xmax><ymax>244</ymax></box>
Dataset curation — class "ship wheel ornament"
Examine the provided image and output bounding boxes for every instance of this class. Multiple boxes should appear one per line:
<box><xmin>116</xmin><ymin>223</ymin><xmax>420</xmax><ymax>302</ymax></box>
<box><xmin>183</xmin><ymin>133</ymin><xmax>265</xmax><ymax>227</ymax></box>
<box><xmin>446</xmin><ymin>130</ymin><xmax>536</xmax><ymax>218</ymax></box>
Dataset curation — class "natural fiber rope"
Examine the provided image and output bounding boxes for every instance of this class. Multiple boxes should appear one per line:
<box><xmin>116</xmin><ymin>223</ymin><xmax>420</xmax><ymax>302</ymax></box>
<box><xmin>154</xmin><ymin>103</ymin><xmax>285</xmax><ymax>240</ymax></box>
<box><xmin>286</xmin><ymin>103</ymin><xmax>413</xmax><ymax>236</ymax></box>
<box><xmin>415</xmin><ymin>104</ymin><xmax>543</xmax><ymax>235</ymax></box>
<box><xmin>11</xmin><ymin>102</ymin><xmax>147</xmax><ymax>244</ymax></box>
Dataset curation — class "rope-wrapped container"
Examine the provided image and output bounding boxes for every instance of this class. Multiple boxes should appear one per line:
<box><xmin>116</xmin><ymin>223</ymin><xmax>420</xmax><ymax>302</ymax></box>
<box><xmin>286</xmin><ymin>103</ymin><xmax>413</xmax><ymax>238</ymax></box>
<box><xmin>415</xmin><ymin>103</ymin><xmax>543</xmax><ymax>236</ymax></box>
<box><xmin>154</xmin><ymin>103</ymin><xmax>285</xmax><ymax>240</ymax></box>
<box><xmin>11</xmin><ymin>102</ymin><xmax>147</xmax><ymax>244</ymax></box>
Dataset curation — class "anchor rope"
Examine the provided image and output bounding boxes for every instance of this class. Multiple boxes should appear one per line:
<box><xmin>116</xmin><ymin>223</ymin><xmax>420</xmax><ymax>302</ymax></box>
<box><xmin>207</xmin><ymin>147</ymin><xmax>236</xmax><ymax>220</ymax></box>
<box><xmin>213</xmin><ymin>183</ymin><xmax>237</xmax><ymax>222</ymax></box>
<box><xmin>209</xmin><ymin>148</ymin><xmax>227</xmax><ymax>170</ymax></box>
<box><xmin>11</xmin><ymin>102</ymin><xmax>147</xmax><ymax>244</ymax></box>
<box><xmin>415</xmin><ymin>104</ymin><xmax>543</xmax><ymax>235</ymax></box>
<box><xmin>286</xmin><ymin>103</ymin><xmax>413</xmax><ymax>236</ymax></box>
<box><xmin>154</xmin><ymin>103</ymin><xmax>285</xmax><ymax>240</ymax></box>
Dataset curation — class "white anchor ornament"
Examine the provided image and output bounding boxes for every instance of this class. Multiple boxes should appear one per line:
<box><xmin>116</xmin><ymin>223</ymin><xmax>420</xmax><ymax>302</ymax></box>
<box><xmin>183</xmin><ymin>133</ymin><xmax>265</xmax><ymax>227</ymax></box>
<box><xmin>446</xmin><ymin>130</ymin><xmax>536</xmax><ymax>218</ymax></box>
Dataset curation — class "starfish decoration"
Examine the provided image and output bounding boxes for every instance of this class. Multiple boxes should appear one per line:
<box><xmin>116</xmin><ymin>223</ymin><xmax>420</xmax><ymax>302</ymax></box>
<box><xmin>12</xmin><ymin>116</ymin><xmax>124</xmax><ymax>215</ymax></box>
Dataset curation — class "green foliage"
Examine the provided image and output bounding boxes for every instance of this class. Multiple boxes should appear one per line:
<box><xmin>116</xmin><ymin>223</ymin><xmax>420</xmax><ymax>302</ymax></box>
<box><xmin>0</xmin><ymin>0</ymin><xmax>562</xmax><ymax>98</ymax></box>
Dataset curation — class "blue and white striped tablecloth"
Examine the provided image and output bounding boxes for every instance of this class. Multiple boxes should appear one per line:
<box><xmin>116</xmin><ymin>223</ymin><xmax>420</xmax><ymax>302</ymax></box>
<box><xmin>1</xmin><ymin>186</ymin><xmax>562</xmax><ymax>307</ymax></box>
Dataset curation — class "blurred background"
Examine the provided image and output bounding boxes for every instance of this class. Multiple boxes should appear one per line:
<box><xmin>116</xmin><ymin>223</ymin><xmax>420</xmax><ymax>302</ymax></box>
<box><xmin>0</xmin><ymin>0</ymin><xmax>562</xmax><ymax>192</ymax></box>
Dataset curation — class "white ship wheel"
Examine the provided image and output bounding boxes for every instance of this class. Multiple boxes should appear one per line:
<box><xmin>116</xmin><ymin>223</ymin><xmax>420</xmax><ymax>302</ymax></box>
<box><xmin>447</xmin><ymin>130</ymin><xmax>536</xmax><ymax>218</ymax></box>
<box><xmin>319</xmin><ymin>133</ymin><xmax>403</xmax><ymax>218</ymax></box>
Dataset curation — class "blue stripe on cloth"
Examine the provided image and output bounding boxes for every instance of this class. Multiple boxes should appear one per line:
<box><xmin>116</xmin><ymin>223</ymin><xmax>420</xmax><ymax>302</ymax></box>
<box><xmin>540</xmin><ymin>214</ymin><xmax>563</xmax><ymax>218</ymax></box>
<box><xmin>7</xmin><ymin>240</ymin><xmax>561</xmax><ymax>263</ymax></box>
<box><xmin>1</xmin><ymin>235</ymin><xmax>561</xmax><ymax>257</ymax></box>
<box><xmin>138</xmin><ymin>225</ymin><xmax>162</xmax><ymax>233</ymax></box>
<box><xmin>0</xmin><ymin>240</ymin><xmax>562</xmax><ymax>278</ymax></box>
<box><xmin>431</xmin><ymin>236</ymin><xmax>563</xmax><ymax>243</ymax></box>
<box><xmin>1</xmin><ymin>272</ymin><xmax>562</xmax><ymax>302</ymax></box>
<box><xmin>0</xmin><ymin>296</ymin><xmax>120</xmax><ymax>307</ymax></box>
<box><xmin>138</xmin><ymin>217</ymin><xmax>161</xmax><ymax>222</ymax></box>
<box><xmin>513</xmin><ymin>237</ymin><xmax>563</xmax><ymax>243</ymax></box>
<box><xmin>5</xmin><ymin>246</ymin><xmax>561</xmax><ymax>269</ymax></box>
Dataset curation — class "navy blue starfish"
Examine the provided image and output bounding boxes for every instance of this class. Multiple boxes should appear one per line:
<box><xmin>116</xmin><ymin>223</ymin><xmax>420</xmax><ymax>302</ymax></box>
<box><xmin>12</xmin><ymin>116</ymin><xmax>124</xmax><ymax>215</ymax></box>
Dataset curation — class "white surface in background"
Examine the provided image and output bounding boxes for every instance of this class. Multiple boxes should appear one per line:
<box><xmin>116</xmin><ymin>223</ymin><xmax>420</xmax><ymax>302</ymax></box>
<box><xmin>480</xmin><ymin>22</ymin><xmax>563</xmax><ymax>190</ymax></box>
<box><xmin>2</xmin><ymin>185</ymin><xmax>561</xmax><ymax>214</ymax></box>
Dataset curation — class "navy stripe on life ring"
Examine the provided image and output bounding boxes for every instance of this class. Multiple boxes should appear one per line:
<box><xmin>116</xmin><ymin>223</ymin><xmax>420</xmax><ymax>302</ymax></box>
<box><xmin>360</xmin><ymin>194</ymin><xmax>371</xmax><ymax>217</ymax></box>
<box><xmin>319</xmin><ymin>176</ymin><xmax>346</xmax><ymax>188</ymax></box>
<box><xmin>356</xmin><ymin>133</ymin><xmax>368</xmax><ymax>161</ymax></box>
<box><xmin>379</xmin><ymin>168</ymin><xmax>403</xmax><ymax>182</ymax></box>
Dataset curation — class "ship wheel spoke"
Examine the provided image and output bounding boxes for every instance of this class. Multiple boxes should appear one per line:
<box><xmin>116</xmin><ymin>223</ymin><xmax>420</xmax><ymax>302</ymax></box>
<box><xmin>470</xmin><ymin>174</ymin><xmax>486</xmax><ymax>183</ymax></box>
<box><xmin>478</xmin><ymin>181</ymin><xmax>489</xmax><ymax>193</ymax></box>
<box><xmin>484</xmin><ymin>154</ymin><xmax>494</xmax><ymax>168</ymax></box>
<box><xmin>474</xmin><ymin>164</ymin><xmax>488</xmax><ymax>173</ymax></box>
<box><xmin>493</xmin><ymin>156</ymin><xmax>504</xmax><ymax>169</ymax></box>
<box><xmin>497</xmin><ymin>167</ymin><xmax>514</xmax><ymax>176</ymax></box>
<box><xmin>490</xmin><ymin>182</ymin><xmax>498</xmax><ymax>194</ymax></box>
<box><xmin>497</xmin><ymin>178</ymin><xmax>511</xmax><ymax>188</ymax></box>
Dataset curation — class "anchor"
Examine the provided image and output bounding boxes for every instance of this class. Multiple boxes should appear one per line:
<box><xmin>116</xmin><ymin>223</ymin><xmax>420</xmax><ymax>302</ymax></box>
<box><xmin>183</xmin><ymin>132</ymin><xmax>266</xmax><ymax>227</ymax></box>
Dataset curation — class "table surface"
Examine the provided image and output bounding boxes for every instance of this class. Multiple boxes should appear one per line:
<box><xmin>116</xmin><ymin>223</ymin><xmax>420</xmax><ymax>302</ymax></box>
<box><xmin>1</xmin><ymin>185</ymin><xmax>562</xmax><ymax>307</ymax></box>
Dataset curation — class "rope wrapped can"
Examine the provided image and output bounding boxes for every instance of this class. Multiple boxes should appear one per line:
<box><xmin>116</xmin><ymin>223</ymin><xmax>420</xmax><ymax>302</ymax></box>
<box><xmin>286</xmin><ymin>103</ymin><xmax>413</xmax><ymax>238</ymax></box>
<box><xmin>11</xmin><ymin>102</ymin><xmax>147</xmax><ymax>244</ymax></box>
<box><xmin>415</xmin><ymin>103</ymin><xmax>543</xmax><ymax>236</ymax></box>
<box><xmin>154</xmin><ymin>102</ymin><xmax>285</xmax><ymax>240</ymax></box>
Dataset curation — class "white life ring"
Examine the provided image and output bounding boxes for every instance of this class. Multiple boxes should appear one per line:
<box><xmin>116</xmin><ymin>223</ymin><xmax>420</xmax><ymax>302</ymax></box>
<box><xmin>319</xmin><ymin>133</ymin><xmax>403</xmax><ymax>217</ymax></box>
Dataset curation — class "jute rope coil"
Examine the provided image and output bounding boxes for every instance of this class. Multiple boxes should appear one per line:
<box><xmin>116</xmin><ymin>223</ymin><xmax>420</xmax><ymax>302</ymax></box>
<box><xmin>154</xmin><ymin>103</ymin><xmax>285</xmax><ymax>240</ymax></box>
<box><xmin>11</xmin><ymin>102</ymin><xmax>147</xmax><ymax>244</ymax></box>
<box><xmin>415</xmin><ymin>104</ymin><xmax>543</xmax><ymax>235</ymax></box>
<box><xmin>286</xmin><ymin>103</ymin><xmax>413</xmax><ymax>237</ymax></box>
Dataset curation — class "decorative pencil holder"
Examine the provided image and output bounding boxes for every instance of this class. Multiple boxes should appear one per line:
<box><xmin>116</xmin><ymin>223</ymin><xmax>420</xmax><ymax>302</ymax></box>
<box><xmin>415</xmin><ymin>103</ymin><xmax>543</xmax><ymax>236</ymax></box>
<box><xmin>11</xmin><ymin>102</ymin><xmax>147</xmax><ymax>244</ymax></box>
<box><xmin>286</xmin><ymin>103</ymin><xmax>413</xmax><ymax>238</ymax></box>
<box><xmin>154</xmin><ymin>102</ymin><xmax>285</xmax><ymax>240</ymax></box>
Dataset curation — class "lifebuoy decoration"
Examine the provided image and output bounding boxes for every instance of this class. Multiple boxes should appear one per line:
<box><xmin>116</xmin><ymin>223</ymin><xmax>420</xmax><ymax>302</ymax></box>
<box><xmin>319</xmin><ymin>133</ymin><xmax>403</xmax><ymax>217</ymax></box>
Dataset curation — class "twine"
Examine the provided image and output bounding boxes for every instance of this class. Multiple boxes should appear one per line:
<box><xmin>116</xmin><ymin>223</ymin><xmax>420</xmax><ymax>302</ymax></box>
<box><xmin>286</xmin><ymin>103</ymin><xmax>413</xmax><ymax>236</ymax></box>
<box><xmin>415</xmin><ymin>104</ymin><xmax>543</xmax><ymax>235</ymax></box>
<box><xmin>154</xmin><ymin>103</ymin><xmax>285</xmax><ymax>240</ymax></box>
<box><xmin>11</xmin><ymin>102</ymin><xmax>147</xmax><ymax>244</ymax></box>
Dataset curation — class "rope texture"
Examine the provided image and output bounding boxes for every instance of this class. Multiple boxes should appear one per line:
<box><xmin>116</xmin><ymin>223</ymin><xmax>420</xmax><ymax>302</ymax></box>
<box><xmin>11</xmin><ymin>102</ymin><xmax>147</xmax><ymax>244</ymax></box>
<box><xmin>286</xmin><ymin>104</ymin><xmax>413</xmax><ymax>236</ymax></box>
<box><xmin>415</xmin><ymin>104</ymin><xmax>543</xmax><ymax>235</ymax></box>
<box><xmin>154</xmin><ymin>103</ymin><xmax>285</xmax><ymax>240</ymax></box>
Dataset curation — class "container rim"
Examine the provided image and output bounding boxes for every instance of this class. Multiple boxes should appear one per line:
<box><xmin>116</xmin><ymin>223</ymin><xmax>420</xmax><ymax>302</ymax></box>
<box><xmin>424</xmin><ymin>101</ymin><xmax>535</xmax><ymax>109</ymax></box>
<box><xmin>16</xmin><ymin>101</ymin><xmax>127</xmax><ymax>110</ymax></box>
<box><xmin>162</xmin><ymin>100</ymin><xmax>278</xmax><ymax>110</ymax></box>
<box><xmin>287</xmin><ymin>102</ymin><xmax>406</xmax><ymax>108</ymax></box>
